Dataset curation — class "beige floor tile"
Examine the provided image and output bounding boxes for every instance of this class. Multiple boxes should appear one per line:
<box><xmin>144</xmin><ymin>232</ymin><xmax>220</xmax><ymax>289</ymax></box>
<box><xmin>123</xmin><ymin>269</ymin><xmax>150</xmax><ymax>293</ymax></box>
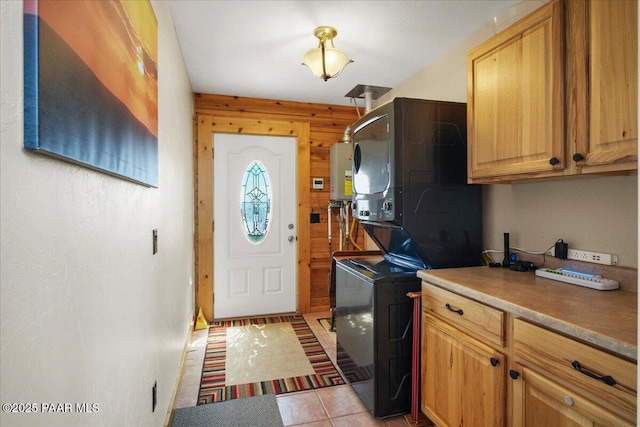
<box><xmin>172</xmin><ymin>329</ymin><xmax>208</xmax><ymax>410</ymax></box>
<box><xmin>316</xmin><ymin>384</ymin><xmax>367</xmax><ymax>418</ymax></box>
<box><xmin>277</xmin><ymin>391</ymin><xmax>329</xmax><ymax>426</ymax></box>
<box><xmin>383</xmin><ymin>415</ymin><xmax>411</xmax><ymax>426</ymax></box>
<box><xmin>177</xmin><ymin>371</ymin><xmax>202</xmax><ymax>388</ymax></box>
<box><xmin>291</xmin><ymin>420</ymin><xmax>334</xmax><ymax>427</ymax></box>
<box><xmin>172</xmin><ymin>388</ymin><xmax>198</xmax><ymax>409</ymax></box>
<box><xmin>188</xmin><ymin>331</ymin><xmax>209</xmax><ymax>352</ymax></box>
<box><xmin>329</xmin><ymin>412</ymin><xmax>387</xmax><ymax>427</ymax></box>
<box><xmin>183</xmin><ymin>357</ymin><xmax>202</xmax><ymax>368</ymax></box>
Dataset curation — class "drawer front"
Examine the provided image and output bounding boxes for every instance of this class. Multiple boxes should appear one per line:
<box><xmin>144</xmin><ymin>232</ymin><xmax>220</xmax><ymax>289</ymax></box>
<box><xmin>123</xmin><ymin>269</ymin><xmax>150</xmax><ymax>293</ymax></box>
<box><xmin>517</xmin><ymin>366</ymin><xmax>634</xmax><ymax>427</ymax></box>
<box><xmin>422</xmin><ymin>283</ymin><xmax>504</xmax><ymax>347</ymax></box>
<box><xmin>514</xmin><ymin>318</ymin><xmax>637</xmax><ymax>422</ymax></box>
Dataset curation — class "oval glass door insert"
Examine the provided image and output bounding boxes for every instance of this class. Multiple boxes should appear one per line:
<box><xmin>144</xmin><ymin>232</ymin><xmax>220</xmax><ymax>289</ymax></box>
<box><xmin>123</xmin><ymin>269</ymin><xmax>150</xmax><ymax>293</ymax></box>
<box><xmin>240</xmin><ymin>160</ymin><xmax>272</xmax><ymax>244</ymax></box>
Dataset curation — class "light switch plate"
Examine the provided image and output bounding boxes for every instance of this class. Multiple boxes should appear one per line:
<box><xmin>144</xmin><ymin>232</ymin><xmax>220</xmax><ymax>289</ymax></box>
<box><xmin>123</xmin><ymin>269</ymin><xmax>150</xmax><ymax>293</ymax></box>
<box><xmin>152</xmin><ymin>229</ymin><xmax>158</xmax><ymax>254</ymax></box>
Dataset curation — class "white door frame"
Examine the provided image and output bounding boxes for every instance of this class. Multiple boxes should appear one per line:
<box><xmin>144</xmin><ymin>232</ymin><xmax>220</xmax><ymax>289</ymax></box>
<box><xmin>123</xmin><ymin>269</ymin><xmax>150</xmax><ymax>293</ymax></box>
<box><xmin>194</xmin><ymin>116</ymin><xmax>311</xmax><ymax>322</ymax></box>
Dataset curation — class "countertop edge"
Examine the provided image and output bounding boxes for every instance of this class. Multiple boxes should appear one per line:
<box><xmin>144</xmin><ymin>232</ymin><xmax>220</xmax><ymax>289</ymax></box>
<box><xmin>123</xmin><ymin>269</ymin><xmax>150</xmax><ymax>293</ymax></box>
<box><xmin>421</xmin><ymin>273</ymin><xmax>638</xmax><ymax>361</ymax></box>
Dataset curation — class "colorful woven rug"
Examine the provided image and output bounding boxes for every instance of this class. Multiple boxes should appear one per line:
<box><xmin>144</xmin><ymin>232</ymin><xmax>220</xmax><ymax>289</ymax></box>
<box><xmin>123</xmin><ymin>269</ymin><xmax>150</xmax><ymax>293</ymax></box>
<box><xmin>197</xmin><ymin>314</ymin><xmax>345</xmax><ymax>404</ymax></box>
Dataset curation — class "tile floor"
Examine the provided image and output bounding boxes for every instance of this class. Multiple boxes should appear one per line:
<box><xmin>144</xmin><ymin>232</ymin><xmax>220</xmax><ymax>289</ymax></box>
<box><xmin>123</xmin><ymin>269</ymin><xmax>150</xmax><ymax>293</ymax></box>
<box><xmin>172</xmin><ymin>311</ymin><xmax>415</xmax><ymax>426</ymax></box>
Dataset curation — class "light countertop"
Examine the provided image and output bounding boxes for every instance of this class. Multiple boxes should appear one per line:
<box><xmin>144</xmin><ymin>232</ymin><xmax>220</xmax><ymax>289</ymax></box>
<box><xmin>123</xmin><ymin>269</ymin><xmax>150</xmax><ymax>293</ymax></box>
<box><xmin>418</xmin><ymin>266</ymin><xmax>637</xmax><ymax>361</ymax></box>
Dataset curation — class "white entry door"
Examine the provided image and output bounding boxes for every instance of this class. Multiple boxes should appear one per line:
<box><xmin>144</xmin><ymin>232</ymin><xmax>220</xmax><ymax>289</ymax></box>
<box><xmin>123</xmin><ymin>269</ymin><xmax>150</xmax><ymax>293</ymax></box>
<box><xmin>213</xmin><ymin>133</ymin><xmax>297</xmax><ymax>319</ymax></box>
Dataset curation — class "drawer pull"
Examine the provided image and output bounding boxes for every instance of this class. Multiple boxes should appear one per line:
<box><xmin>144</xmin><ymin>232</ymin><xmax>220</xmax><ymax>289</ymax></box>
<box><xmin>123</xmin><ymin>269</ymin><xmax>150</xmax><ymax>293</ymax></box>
<box><xmin>571</xmin><ymin>360</ymin><xmax>617</xmax><ymax>386</ymax></box>
<box><xmin>490</xmin><ymin>357</ymin><xmax>499</xmax><ymax>367</ymax></box>
<box><xmin>563</xmin><ymin>395</ymin><xmax>574</xmax><ymax>406</ymax></box>
<box><xmin>509</xmin><ymin>369</ymin><xmax>520</xmax><ymax>380</ymax></box>
<box><xmin>445</xmin><ymin>303</ymin><xmax>463</xmax><ymax>315</ymax></box>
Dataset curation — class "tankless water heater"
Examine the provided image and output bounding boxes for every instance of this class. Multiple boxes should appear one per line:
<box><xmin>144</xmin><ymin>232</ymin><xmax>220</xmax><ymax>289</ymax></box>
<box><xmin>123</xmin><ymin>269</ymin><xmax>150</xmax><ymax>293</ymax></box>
<box><xmin>329</xmin><ymin>143</ymin><xmax>353</xmax><ymax>201</ymax></box>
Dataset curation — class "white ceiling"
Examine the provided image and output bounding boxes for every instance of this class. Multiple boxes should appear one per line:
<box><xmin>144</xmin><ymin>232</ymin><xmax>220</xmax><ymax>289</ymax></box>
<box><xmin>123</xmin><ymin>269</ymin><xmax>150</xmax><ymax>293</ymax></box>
<box><xmin>167</xmin><ymin>0</ymin><xmax>519</xmax><ymax>106</ymax></box>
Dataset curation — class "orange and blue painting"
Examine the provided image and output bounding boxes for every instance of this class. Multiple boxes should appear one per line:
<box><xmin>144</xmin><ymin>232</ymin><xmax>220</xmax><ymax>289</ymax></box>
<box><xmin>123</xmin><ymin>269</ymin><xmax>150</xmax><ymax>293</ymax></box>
<box><xmin>24</xmin><ymin>0</ymin><xmax>158</xmax><ymax>187</ymax></box>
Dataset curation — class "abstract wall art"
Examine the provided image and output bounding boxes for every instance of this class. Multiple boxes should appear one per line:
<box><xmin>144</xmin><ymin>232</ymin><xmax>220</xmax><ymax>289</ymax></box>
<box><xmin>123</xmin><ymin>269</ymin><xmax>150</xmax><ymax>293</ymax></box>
<box><xmin>24</xmin><ymin>0</ymin><xmax>159</xmax><ymax>187</ymax></box>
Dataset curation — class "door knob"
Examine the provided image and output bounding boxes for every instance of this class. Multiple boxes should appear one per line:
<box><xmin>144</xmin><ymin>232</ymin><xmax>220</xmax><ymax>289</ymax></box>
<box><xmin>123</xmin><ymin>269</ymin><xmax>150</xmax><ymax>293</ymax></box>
<box><xmin>288</xmin><ymin>236</ymin><xmax>295</xmax><ymax>242</ymax></box>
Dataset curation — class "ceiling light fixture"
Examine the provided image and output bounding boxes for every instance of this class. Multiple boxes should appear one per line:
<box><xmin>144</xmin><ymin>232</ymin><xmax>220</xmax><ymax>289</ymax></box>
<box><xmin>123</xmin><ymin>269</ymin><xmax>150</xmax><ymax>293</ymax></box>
<box><xmin>302</xmin><ymin>26</ymin><xmax>353</xmax><ymax>82</ymax></box>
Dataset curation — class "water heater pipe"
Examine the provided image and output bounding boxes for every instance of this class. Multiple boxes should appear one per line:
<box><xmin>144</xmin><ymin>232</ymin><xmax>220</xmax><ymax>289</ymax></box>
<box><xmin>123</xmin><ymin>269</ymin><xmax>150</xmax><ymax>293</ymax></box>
<box><xmin>343</xmin><ymin>201</ymin><xmax>350</xmax><ymax>245</ymax></box>
<box><xmin>341</xmin><ymin>125</ymin><xmax>351</xmax><ymax>143</ymax></box>
<box><xmin>349</xmin><ymin>218</ymin><xmax>363</xmax><ymax>251</ymax></box>
<box><xmin>364</xmin><ymin>88</ymin><xmax>373</xmax><ymax>113</ymax></box>
<box><xmin>337</xmin><ymin>205</ymin><xmax>344</xmax><ymax>251</ymax></box>
<box><xmin>327</xmin><ymin>202</ymin><xmax>332</xmax><ymax>249</ymax></box>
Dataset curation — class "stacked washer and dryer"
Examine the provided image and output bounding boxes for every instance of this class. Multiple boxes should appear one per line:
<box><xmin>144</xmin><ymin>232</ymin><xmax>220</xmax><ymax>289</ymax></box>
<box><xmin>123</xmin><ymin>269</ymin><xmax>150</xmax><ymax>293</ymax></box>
<box><xmin>334</xmin><ymin>98</ymin><xmax>483</xmax><ymax>418</ymax></box>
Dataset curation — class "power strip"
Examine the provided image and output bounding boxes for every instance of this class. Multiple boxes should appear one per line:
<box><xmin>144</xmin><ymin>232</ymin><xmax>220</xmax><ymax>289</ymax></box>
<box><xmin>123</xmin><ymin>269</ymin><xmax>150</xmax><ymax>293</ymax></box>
<box><xmin>535</xmin><ymin>268</ymin><xmax>619</xmax><ymax>290</ymax></box>
<box><xmin>546</xmin><ymin>247</ymin><xmax>618</xmax><ymax>265</ymax></box>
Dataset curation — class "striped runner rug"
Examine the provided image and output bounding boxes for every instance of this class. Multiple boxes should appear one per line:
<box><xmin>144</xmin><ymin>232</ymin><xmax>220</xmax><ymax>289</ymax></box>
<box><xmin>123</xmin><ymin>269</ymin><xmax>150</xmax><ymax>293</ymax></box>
<box><xmin>197</xmin><ymin>314</ymin><xmax>345</xmax><ymax>404</ymax></box>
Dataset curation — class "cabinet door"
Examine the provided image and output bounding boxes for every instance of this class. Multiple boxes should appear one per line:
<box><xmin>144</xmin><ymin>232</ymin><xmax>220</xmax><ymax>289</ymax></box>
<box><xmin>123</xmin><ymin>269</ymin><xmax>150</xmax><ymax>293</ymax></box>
<box><xmin>467</xmin><ymin>0</ymin><xmax>565</xmax><ymax>182</ymax></box>
<box><xmin>421</xmin><ymin>313</ymin><xmax>506</xmax><ymax>427</ymax></box>
<box><xmin>577</xmin><ymin>0</ymin><xmax>637</xmax><ymax>171</ymax></box>
<box><xmin>512</xmin><ymin>365</ymin><xmax>634</xmax><ymax>427</ymax></box>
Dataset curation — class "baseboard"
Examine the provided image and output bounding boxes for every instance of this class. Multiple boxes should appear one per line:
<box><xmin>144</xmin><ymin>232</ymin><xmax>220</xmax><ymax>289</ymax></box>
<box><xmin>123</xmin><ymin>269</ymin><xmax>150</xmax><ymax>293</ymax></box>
<box><xmin>163</xmin><ymin>322</ymin><xmax>195</xmax><ymax>427</ymax></box>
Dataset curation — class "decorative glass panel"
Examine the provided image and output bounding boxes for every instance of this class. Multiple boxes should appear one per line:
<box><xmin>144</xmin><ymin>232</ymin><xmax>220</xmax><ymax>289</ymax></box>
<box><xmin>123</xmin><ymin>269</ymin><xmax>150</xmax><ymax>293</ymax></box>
<box><xmin>240</xmin><ymin>160</ymin><xmax>272</xmax><ymax>244</ymax></box>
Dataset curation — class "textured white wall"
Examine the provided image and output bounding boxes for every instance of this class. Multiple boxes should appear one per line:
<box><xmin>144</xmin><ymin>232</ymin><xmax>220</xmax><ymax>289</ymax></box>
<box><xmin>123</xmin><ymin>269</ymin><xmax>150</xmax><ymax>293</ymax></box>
<box><xmin>376</xmin><ymin>0</ymin><xmax>638</xmax><ymax>268</ymax></box>
<box><xmin>0</xmin><ymin>1</ymin><xmax>195</xmax><ymax>426</ymax></box>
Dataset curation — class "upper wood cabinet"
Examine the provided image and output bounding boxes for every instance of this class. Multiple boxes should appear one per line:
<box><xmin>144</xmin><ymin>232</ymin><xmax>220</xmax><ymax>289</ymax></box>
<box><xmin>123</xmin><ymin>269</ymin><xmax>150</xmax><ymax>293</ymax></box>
<box><xmin>468</xmin><ymin>0</ymin><xmax>638</xmax><ymax>183</ymax></box>
<box><xmin>572</xmin><ymin>0</ymin><xmax>638</xmax><ymax>173</ymax></box>
<box><xmin>467</xmin><ymin>0</ymin><xmax>565</xmax><ymax>182</ymax></box>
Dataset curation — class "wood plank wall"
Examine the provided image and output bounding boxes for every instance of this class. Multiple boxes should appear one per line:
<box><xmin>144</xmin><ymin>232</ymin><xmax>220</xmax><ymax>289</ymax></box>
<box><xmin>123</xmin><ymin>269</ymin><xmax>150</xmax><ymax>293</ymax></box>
<box><xmin>194</xmin><ymin>94</ymin><xmax>365</xmax><ymax>313</ymax></box>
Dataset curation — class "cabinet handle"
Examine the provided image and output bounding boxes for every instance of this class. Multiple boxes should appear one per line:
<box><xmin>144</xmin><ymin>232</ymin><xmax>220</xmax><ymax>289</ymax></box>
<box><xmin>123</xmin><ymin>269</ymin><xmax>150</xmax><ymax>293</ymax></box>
<box><xmin>509</xmin><ymin>369</ymin><xmax>520</xmax><ymax>380</ymax></box>
<box><xmin>571</xmin><ymin>360</ymin><xmax>616</xmax><ymax>386</ymax></box>
<box><xmin>549</xmin><ymin>157</ymin><xmax>559</xmax><ymax>165</ymax></box>
<box><xmin>572</xmin><ymin>153</ymin><xmax>584</xmax><ymax>162</ymax></box>
<box><xmin>490</xmin><ymin>357</ymin><xmax>499</xmax><ymax>367</ymax></box>
<box><xmin>445</xmin><ymin>303</ymin><xmax>463</xmax><ymax>316</ymax></box>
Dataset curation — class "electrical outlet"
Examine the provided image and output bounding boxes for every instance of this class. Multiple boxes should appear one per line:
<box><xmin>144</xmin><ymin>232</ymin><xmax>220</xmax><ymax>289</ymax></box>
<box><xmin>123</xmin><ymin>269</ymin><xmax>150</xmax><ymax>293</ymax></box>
<box><xmin>566</xmin><ymin>248</ymin><xmax>618</xmax><ymax>265</ymax></box>
<box><xmin>152</xmin><ymin>381</ymin><xmax>157</xmax><ymax>412</ymax></box>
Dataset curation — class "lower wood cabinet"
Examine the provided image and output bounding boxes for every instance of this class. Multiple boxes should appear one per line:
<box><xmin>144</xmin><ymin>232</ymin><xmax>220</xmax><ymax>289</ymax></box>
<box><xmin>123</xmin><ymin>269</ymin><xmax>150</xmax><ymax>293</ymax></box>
<box><xmin>421</xmin><ymin>313</ymin><xmax>506</xmax><ymax>426</ymax></box>
<box><xmin>513</xmin><ymin>318</ymin><xmax>637</xmax><ymax>425</ymax></box>
<box><xmin>511</xmin><ymin>364</ymin><xmax>634</xmax><ymax>427</ymax></box>
<box><xmin>421</xmin><ymin>281</ymin><xmax>637</xmax><ymax>427</ymax></box>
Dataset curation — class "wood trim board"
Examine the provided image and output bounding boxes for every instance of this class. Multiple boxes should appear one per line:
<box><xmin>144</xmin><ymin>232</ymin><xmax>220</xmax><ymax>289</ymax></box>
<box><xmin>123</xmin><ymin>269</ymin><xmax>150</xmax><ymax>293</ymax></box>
<box><xmin>195</xmin><ymin>115</ymin><xmax>311</xmax><ymax>321</ymax></box>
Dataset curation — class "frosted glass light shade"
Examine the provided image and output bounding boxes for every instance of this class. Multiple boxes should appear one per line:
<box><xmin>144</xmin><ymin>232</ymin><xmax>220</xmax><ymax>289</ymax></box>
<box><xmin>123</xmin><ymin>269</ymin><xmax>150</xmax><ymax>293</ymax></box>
<box><xmin>302</xmin><ymin>47</ymin><xmax>352</xmax><ymax>81</ymax></box>
<box><xmin>302</xmin><ymin>27</ymin><xmax>352</xmax><ymax>81</ymax></box>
